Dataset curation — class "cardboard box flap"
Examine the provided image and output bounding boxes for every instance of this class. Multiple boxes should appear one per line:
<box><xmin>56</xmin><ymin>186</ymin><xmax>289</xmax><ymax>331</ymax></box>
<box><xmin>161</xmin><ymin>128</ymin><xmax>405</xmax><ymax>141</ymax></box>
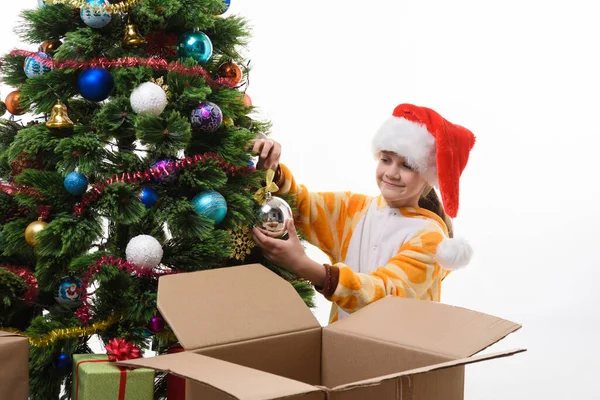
<box><xmin>0</xmin><ymin>330</ymin><xmax>24</xmax><ymax>338</ymax></box>
<box><xmin>157</xmin><ymin>264</ymin><xmax>320</xmax><ymax>350</ymax></box>
<box><xmin>326</xmin><ymin>296</ymin><xmax>521</xmax><ymax>358</ymax></box>
<box><xmin>118</xmin><ymin>352</ymin><xmax>324</xmax><ymax>400</ymax></box>
<box><xmin>332</xmin><ymin>348</ymin><xmax>526</xmax><ymax>392</ymax></box>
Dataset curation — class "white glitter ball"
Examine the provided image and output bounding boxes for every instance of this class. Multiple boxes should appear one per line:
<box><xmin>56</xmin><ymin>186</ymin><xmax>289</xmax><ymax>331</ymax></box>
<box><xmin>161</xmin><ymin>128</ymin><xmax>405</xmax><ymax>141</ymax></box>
<box><xmin>130</xmin><ymin>82</ymin><xmax>168</xmax><ymax>116</ymax></box>
<box><xmin>125</xmin><ymin>234</ymin><xmax>163</xmax><ymax>269</ymax></box>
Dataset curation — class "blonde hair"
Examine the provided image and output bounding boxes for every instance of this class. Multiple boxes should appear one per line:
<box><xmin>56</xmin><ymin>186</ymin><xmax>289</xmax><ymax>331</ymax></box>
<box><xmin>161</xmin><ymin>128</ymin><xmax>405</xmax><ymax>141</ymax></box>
<box><xmin>419</xmin><ymin>185</ymin><xmax>453</xmax><ymax>238</ymax></box>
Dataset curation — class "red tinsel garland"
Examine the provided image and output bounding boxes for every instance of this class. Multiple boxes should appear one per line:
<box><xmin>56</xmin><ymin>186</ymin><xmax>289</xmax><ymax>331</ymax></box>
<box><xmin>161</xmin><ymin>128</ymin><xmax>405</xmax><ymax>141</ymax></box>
<box><xmin>74</xmin><ymin>152</ymin><xmax>254</xmax><ymax>216</ymax></box>
<box><xmin>0</xmin><ymin>265</ymin><xmax>38</xmax><ymax>304</ymax></box>
<box><xmin>0</xmin><ymin>181</ymin><xmax>42</xmax><ymax>200</ymax></box>
<box><xmin>74</xmin><ymin>256</ymin><xmax>174</xmax><ymax>323</ymax></box>
<box><xmin>10</xmin><ymin>50</ymin><xmax>238</xmax><ymax>88</ymax></box>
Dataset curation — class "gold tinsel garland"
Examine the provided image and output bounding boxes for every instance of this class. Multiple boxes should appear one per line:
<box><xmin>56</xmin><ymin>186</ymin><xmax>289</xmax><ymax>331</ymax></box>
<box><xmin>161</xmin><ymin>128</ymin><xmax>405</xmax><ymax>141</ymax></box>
<box><xmin>3</xmin><ymin>314</ymin><xmax>122</xmax><ymax>347</ymax></box>
<box><xmin>44</xmin><ymin>0</ymin><xmax>140</xmax><ymax>13</ymax></box>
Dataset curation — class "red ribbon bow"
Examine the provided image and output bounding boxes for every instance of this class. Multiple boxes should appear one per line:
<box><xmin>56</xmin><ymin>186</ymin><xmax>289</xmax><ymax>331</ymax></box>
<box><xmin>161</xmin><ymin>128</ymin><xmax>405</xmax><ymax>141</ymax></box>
<box><xmin>105</xmin><ymin>338</ymin><xmax>142</xmax><ymax>362</ymax></box>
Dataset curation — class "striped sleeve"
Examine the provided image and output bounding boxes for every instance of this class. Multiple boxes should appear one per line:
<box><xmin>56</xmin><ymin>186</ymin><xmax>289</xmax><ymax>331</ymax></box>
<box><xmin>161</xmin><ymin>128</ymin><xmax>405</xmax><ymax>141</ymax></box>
<box><xmin>275</xmin><ymin>164</ymin><xmax>369</xmax><ymax>261</ymax></box>
<box><xmin>327</xmin><ymin>224</ymin><xmax>449</xmax><ymax>313</ymax></box>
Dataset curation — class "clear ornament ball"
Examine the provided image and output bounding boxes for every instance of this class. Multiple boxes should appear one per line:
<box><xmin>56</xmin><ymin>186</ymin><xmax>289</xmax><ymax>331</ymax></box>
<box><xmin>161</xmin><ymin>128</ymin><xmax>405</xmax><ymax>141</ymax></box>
<box><xmin>130</xmin><ymin>82</ymin><xmax>167</xmax><ymax>116</ymax></box>
<box><xmin>126</xmin><ymin>235</ymin><xmax>163</xmax><ymax>270</ymax></box>
<box><xmin>259</xmin><ymin>195</ymin><xmax>293</xmax><ymax>237</ymax></box>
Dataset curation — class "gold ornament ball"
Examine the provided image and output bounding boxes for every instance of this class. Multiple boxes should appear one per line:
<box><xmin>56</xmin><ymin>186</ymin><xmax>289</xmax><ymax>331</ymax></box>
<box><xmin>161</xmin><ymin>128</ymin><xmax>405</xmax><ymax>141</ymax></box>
<box><xmin>25</xmin><ymin>219</ymin><xmax>48</xmax><ymax>246</ymax></box>
<box><xmin>223</xmin><ymin>116</ymin><xmax>234</xmax><ymax>127</ymax></box>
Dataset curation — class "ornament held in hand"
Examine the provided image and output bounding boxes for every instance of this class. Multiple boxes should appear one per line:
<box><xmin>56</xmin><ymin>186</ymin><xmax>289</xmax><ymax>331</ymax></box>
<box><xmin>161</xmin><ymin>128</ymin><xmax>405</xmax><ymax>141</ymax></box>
<box><xmin>126</xmin><ymin>235</ymin><xmax>163</xmax><ymax>269</ymax></box>
<box><xmin>130</xmin><ymin>82</ymin><xmax>167</xmax><ymax>116</ymax></box>
<box><xmin>254</xmin><ymin>169</ymin><xmax>292</xmax><ymax>237</ymax></box>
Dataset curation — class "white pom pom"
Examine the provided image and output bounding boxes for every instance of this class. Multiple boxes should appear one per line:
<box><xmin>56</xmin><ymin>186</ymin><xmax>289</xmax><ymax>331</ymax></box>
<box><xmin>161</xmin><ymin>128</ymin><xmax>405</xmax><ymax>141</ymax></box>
<box><xmin>435</xmin><ymin>237</ymin><xmax>473</xmax><ymax>270</ymax></box>
<box><xmin>126</xmin><ymin>234</ymin><xmax>163</xmax><ymax>269</ymax></box>
<box><xmin>130</xmin><ymin>82</ymin><xmax>167</xmax><ymax>116</ymax></box>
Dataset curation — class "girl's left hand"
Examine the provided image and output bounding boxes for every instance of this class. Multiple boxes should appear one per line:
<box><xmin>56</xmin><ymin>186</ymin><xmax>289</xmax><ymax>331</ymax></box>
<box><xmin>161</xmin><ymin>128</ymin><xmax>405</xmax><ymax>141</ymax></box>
<box><xmin>252</xmin><ymin>218</ymin><xmax>307</xmax><ymax>274</ymax></box>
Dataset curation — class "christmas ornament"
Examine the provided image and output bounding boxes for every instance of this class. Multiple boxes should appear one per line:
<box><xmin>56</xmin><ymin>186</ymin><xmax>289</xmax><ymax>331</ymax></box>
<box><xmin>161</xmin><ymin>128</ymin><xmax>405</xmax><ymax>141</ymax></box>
<box><xmin>25</xmin><ymin>218</ymin><xmax>48</xmax><ymax>246</ymax></box>
<box><xmin>64</xmin><ymin>171</ymin><xmax>88</xmax><ymax>195</ymax></box>
<box><xmin>190</xmin><ymin>101</ymin><xmax>222</xmax><ymax>133</ymax></box>
<box><xmin>192</xmin><ymin>190</ymin><xmax>227</xmax><ymax>224</ymax></box>
<box><xmin>24</xmin><ymin>52</ymin><xmax>53</xmax><ymax>78</ymax></box>
<box><xmin>139</xmin><ymin>186</ymin><xmax>159</xmax><ymax>208</ymax></box>
<box><xmin>39</xmin><ymin>40</ymin><xmax>62</xmax><ymax>56</ymax></box>
<box><xmin>123</xmin><ymin>23</ymin><xmax>147</xmax><ymax>48</ymax></box>
<box><xmin>56</xmin><ymin>351</ymin><xmax>72</xmax><ymax>371</ymax></box>
<box><xmin>222</xmin><ymin>0</ymin><xmax>231</xmax><ymax>13</ymax></box>
<box><xmin>55</xmin><ymin>276</ymin><xmax>83</xmax><ymax>307</ymax></box>
<box><xmin>177</xmin><ymin>31</ymin><xmax>213</xmax><ymax>63</ymax></box>
<box><xmin>151</xmin><ymin>159</ymin><xmax>179</xmax><ymax>184</ymax></box>
<box><xmin>223</xmin><ymin>116</ymin><xmax>234</xmax><ymax>127</ymax></box>
<box><xmin>125</xmin><ymin>234</ymin><xmax>163</xmax><ymax>269</ymax></box>
<box><xmin>130</xmin><ymin>82</ymin><xmax>167</xmax><ymax>116</ymax></box>
<box><xmin>0</xmin><ymin>101</ymin><xmax>6</xmax><ymax>116</ymax></box>
<box><xmin>78</xmin><ymin>68</ymin><xmax>114</xmax><ymax>101</ymax></box>
<box><xmin>46</xmin><ymin>100</ymin><xmax>74</xmax><ymax>129</ymax></box>
<box><xmin>243</xmin><ymin>92</ymin><xmax>252</xmax><ymax>107</ymax></box>
<box><xmin>228</xmin><ymin>226</ymin><xmax>255</xmax><ymax>260</ymax></box>
<box><xmin>255</xmin><ymin>169</ymin><xmax>292</xmax><ymax>237</ymax></box>
<box><xmin>259</xmin><ymin>194</ymin><xmax>293</xmax><ymax>237</ymax></box>
<box><xmin>80</xmin><ymin>0</ymin><xmax>112</xmax><ymax>29</ymax></box>
<box><xmin>147</xmin><ymin>315</ymin><xmax>165</xmax><ymax>333</ymax></box>
<box><xmin>217</xmin><ymin>61</ymin><xmax>242</xmax><ymax>85</ymax></box>
<box><xmin>5</xmin><ymin>90</ymin><xmax>27</xmax><ymax>115</ymax></box>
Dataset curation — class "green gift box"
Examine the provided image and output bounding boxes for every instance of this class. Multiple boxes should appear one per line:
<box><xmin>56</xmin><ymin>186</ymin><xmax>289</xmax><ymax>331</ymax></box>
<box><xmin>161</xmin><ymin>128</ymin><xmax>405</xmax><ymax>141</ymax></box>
<box><xmin>72</xmin><ymin>354</ymin><xmax>155</xmax><ymax>400</ymax></box>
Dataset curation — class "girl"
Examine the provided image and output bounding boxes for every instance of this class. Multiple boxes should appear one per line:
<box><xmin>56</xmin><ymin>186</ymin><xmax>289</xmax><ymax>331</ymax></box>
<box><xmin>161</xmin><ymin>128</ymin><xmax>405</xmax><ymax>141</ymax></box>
<box><xmin>252</xmin><ymin>103</ymin><xmax>476</xmax><ymax>323</ymax></box>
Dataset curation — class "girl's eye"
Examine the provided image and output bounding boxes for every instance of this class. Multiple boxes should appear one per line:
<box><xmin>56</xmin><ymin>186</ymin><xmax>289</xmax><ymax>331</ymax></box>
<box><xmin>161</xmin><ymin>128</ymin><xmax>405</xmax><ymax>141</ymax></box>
<box><xmin>402</xmin><ymin>163</ymin><xmax>413</xmax><ymax>170</ymax></box>
<box><xmin>380</xmin><ymin>157</ymin><xmax>390</xmax><ymax>163</ymax></box>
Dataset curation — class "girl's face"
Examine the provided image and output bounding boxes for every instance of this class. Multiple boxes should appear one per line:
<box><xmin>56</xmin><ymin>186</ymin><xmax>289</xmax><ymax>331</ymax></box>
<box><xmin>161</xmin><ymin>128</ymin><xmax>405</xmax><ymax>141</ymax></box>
<box><xmin>376</xmin><ymin>151</ymin><xmax>427</xmax><ymax>208</ymax></box>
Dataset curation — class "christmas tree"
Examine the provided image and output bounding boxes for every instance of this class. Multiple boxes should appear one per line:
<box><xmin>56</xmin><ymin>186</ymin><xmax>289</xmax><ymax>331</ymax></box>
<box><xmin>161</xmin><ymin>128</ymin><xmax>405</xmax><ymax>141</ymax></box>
<box><xmin>0</xmin><ymin>0</ymin><xmax>315</xmax><ymax>398</ymax></box>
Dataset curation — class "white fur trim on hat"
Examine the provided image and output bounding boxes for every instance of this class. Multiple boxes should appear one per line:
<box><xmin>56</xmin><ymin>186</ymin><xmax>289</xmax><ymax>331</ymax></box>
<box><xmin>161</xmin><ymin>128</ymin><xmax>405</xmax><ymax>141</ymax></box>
<box><xmin>372</xmin><ymin>116</ymin><xmax>438</xmax><ymax>186</ymax></box>
<box><xmin>435</xmin><ymin>237</ymin><xmax>473</xmax><ymax>270</ymax></box>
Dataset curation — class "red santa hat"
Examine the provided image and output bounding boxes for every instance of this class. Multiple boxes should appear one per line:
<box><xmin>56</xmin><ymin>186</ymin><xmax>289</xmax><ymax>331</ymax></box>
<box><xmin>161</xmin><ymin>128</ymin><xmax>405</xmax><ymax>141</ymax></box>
<box><xmin>372</xmin><ymin>103</ymin><xmax>476</xmax><ymax>219</ymax></box>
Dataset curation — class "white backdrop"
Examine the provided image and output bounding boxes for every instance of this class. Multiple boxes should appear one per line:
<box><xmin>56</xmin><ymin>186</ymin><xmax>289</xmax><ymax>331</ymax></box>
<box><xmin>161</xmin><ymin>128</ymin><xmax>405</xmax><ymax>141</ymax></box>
<box><xmin>2</xmin><ymin>1</ymin><xmax>599</xmax><ymax>399</ymax></box>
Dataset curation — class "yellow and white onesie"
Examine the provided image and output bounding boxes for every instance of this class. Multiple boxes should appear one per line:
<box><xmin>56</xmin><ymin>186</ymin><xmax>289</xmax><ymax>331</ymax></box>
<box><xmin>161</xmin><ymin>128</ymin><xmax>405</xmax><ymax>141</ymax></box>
<box><xmin>275</xmin><ymin>164</ymin><xmax>472</xmax><ymax>324</ymax></box>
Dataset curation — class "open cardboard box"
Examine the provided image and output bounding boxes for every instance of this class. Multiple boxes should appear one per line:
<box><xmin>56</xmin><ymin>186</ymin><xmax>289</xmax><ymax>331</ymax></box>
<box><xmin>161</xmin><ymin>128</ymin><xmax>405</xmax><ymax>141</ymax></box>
<box><xmin>120</xmin><ymin>264</ymin><xmax>525</xmax><ymax>399</ymax></box>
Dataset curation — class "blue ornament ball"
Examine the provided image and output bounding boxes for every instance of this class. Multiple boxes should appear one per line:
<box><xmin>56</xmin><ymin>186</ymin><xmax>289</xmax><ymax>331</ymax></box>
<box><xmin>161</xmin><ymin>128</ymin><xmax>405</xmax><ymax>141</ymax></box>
<box><xmin>37</xmin><ymin>0</ymin><xmax>46</xmax><ymax>7</ymax></box>
<box><xmin>24</xmin><ymin>52</ymin><xmax>53</xmax><ymax>79</ymax></box>
<box><xmin>177</xmin><ymin>31</ymin><xmax>213</xmax><ymax>64</ymax></box>
<box><xmin>221</xmin><ymin>0</ymin><xmax>231</xmax><ymax>13</ymax></box>
<box><xmin>64</xmin><ymin>171</ymin><xmax>88</xmax><ymax>196</ymax></box>
<box><xmin>191</xmin><ymin>101</ymin><xmax>223</xmax><ymax>133</ymax></box>
<box><xmin>80</xmin><ymin>0</ymin><xmax>112</xmax><ymax>29</ymax></box>
<box><xmin>64</xmin><ymin>171</ymin><xmax>89</xmax><ymax>196</ymax></box>
<box><xmin>55</xmin><ymin>276</ymin><xmax>83</xmax><ymax>308</ymax></box>
<box><xmin>139</xmin><ymin>186</ymin><xmax>159</xmax><ymax>208</ymax></box>
<box><xmin>192</xmin><ymin>190</ymin><xmax>227</xmax><ymax>225</ymax></box>
<box><xmin>57</xmin><ymin>352</ymin><xmax>72</xmax><ymax>371</ymax></box>
<box><xmin>78</xmin><ymin>68</ymin><xmax>114</xmax><ymax>102</ymax></box>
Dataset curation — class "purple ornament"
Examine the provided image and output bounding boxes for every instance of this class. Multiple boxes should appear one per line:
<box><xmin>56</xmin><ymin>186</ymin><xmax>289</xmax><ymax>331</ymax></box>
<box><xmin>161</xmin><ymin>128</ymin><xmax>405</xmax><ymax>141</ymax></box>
<box><xmin>191</xmin><ymin>101</ymin><xmax>223</xmax><ymax>133</ymax></box>
<box><xmin>148</xmin><ymin>315</ymin><xmax>165</xmax><ymax>333</ymax></box>
<box><xmin>151</xmin><ymin>159</ymin><xmax>178</xmax><ymax>184</ymax></box>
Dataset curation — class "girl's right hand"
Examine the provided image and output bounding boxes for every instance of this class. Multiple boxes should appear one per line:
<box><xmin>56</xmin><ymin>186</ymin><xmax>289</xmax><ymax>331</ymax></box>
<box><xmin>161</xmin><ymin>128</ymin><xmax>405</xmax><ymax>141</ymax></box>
<box><xmin>252</xmin><ymin>138</ymin><xmax>281</xmax><ymax>171</ymax></box>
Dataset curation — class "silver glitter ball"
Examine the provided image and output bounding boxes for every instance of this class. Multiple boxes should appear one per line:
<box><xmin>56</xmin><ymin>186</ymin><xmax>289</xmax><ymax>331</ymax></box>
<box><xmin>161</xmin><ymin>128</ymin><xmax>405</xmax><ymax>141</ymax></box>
<box><xmin>259</xmin><ymin>195</ymin><xmax>293</xmax><ymax>237</ymax></box>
